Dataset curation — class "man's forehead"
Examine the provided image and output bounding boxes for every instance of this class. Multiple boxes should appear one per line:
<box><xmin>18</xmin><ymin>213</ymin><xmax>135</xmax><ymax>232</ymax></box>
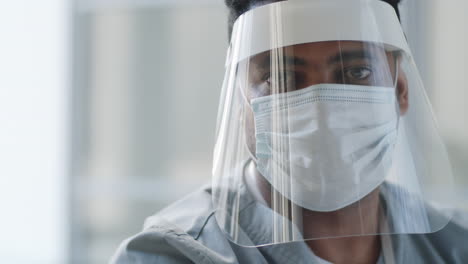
<box><xmin>247</xmin><ymin>41</ymin><xmax>388</xmax><ymax>68</ymax></box>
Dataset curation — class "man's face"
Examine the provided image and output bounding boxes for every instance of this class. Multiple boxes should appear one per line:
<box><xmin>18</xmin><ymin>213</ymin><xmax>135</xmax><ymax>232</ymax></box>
<box><xmin>239</xmin><ymin>41</ymin><xmax>408</xmax><ymax>155</ymax></box>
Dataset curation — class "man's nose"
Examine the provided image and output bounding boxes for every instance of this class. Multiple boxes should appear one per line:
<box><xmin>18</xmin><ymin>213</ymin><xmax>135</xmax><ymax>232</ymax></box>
<box><xmin>300</xmin><ymin>69</ymin><xmax>333</xmax><ymax>89</ymax></box>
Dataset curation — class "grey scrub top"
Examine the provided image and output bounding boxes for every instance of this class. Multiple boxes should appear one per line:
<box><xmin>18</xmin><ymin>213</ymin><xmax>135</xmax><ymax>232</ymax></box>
<box><xmin>110</xmin><ymin>184</ymin><xmax>468</xmax><ymax>264</ymax></box>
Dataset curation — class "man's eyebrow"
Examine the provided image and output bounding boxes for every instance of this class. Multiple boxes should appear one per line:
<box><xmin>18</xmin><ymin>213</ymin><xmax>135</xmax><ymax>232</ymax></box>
<box><xmin>328</xmin><ymin>50</ymin><xmax>374</xmax><ymax>64</ymax></box>
<box><xmin>257</xmin><ymin>54</ymin><xmax>308</xmax><ymax>70</ymax></box>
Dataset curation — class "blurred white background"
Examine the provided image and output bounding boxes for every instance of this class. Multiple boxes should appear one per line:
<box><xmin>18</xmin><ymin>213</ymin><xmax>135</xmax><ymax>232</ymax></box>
<box><xmin>0</xmin><ymin>0</ymin><xmax>466</xmax><ymax>263</ymax></box>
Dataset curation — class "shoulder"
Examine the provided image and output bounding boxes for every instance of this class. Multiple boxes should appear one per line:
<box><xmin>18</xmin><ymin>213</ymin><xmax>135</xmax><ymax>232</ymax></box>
<box><xmin>427</xmin><ymin>209</ymin><xmax>468</xmax><ymax>247</ymax></box>
<box><xmin>143</xmin><ymin>184</ymin><xmax>215</xmax><ymax>238</ymax></box>
<box><xmin>408</xmin><ymin>208</ymin><xmax>468</xmax><ymax>263</ymax></box>
<box><xmin>110</xmin><ymin>185</ymin><xmax>239</xmax><ymax>264</ymax></box>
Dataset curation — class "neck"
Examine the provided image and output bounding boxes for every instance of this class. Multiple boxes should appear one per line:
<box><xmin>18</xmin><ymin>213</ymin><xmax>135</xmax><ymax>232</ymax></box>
<box><xmin>245</xmin><ymin>160</ymin><xmax>382</xmax><ymax>264</ymax></box>
<box><xmin>306</xmin><ymin>235</ymin><xmax>381</xmax><ymax>264</ymax></box>
<box><xmin>302</xmin><ymin>189</ymin><xmax>382</xmax><ymax>264</ymax></box>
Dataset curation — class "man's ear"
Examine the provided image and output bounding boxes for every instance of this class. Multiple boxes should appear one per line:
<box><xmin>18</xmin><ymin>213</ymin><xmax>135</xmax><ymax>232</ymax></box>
<box><xmin>396</xmin><ymin>64</ymin><xmax>409</xmax><ymax>115</ymax></box>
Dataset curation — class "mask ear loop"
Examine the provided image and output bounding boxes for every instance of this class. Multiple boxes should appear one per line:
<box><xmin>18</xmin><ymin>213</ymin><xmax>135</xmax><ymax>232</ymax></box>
<box><xmin>393</xmin><ymin>51</ymin><xmax>401</xmax><ymax>129</ymax></box>
<box><xmin>393</xmin><ymin>53</ymin><xmax>400</xmax><ymax>89</ymax></box>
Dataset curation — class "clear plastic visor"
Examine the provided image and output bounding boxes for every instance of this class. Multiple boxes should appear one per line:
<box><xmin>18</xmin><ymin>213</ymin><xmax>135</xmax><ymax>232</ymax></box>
<box><xmin>212</xmin><ymin>0</ymin><xmax>455</xmax><ymax>247</ymax></box>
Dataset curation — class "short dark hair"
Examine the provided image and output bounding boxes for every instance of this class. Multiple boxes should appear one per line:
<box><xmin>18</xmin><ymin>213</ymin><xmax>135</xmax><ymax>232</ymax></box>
<box><xmin>225</xmin><ymin>0</ymin><xmax>402</xmax><ymax>39</ymax></box>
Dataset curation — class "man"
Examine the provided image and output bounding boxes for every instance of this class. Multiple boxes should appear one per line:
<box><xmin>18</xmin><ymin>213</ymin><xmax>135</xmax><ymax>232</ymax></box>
<box><xmin>111</xmin><ymin>0</ymin><xmax>468</xmax><ymax>263</ymax></box>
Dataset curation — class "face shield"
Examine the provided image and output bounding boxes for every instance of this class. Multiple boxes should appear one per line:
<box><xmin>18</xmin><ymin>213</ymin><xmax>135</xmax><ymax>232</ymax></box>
<box><xmin>212</xmin><ymin>0</ymin><xmax>455</xmax><ymax>247</ymax></box>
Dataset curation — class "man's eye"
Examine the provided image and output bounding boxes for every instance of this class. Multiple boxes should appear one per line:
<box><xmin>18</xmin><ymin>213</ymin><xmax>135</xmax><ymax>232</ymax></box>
<box><xmin>263</xmin><ymin>72</ymin><xmax>297</xmax><ymax>93</ymax></box>
<box><xmin>263</xmin><ymin>73</ymin><xmax>271</xmax><ymax>85</ymax></box>
<box><xmin>345</xmin><ymin>66</ymin><xmax>372</xmax><ymax>81</ymax></box>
